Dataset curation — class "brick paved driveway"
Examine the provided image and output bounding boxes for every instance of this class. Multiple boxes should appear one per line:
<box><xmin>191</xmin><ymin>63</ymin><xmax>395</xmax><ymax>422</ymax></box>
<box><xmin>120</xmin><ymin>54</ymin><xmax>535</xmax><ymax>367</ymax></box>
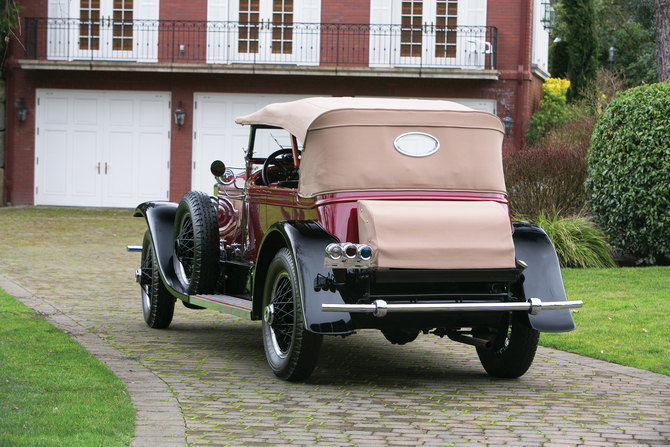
<box><xmin>1</xmin><ymin>207</ymin><xmax>669</xmax><ymax>446</ymax></box>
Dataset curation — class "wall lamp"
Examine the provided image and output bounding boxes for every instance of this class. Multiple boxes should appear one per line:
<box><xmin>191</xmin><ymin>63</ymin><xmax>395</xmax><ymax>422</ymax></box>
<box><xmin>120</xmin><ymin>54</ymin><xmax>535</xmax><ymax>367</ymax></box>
<box><xmin>174</xmin><ymin>101</ymin><xmax>186</xmax><ymax>129</ymax></box>
<box><xmin>502</xmin><ymin>110</ymin><xmax>514</xmax><ymax>137</ymax></box>
<box><xmin>17</xmin><ymin>97</ymin><xmax>28</xmax><ymax>124</ymax></box>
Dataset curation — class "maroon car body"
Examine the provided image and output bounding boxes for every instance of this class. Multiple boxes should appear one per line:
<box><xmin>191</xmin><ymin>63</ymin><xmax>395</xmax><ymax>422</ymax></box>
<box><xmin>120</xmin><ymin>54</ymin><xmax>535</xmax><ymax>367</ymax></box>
<box><xmin>133</xmin><ymin>97</ymin><xmax>582</xmax><ymax>381</ymax></box>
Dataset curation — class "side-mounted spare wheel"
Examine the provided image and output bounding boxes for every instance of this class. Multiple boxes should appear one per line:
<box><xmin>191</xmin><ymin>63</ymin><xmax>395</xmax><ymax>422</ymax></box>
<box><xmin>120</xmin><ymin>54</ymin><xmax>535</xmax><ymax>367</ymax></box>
<box><xmin>262</xmin><ymin>248</ymin><xmax>323</xmax><ymax>381</ymax></box>
<box><xmin>173</xmin><ymin>191</ymin><xmax>219</xmax><ymax>295</ymax></box>
<box><xmin>141</xmin><ymin>230</ymin><xmax>175</xmax><ymax>329</ymax></box>
<box><xmin>476</xmin><ymin>312</ymin><xmax>539</xmax><ymax>378</ymax></box>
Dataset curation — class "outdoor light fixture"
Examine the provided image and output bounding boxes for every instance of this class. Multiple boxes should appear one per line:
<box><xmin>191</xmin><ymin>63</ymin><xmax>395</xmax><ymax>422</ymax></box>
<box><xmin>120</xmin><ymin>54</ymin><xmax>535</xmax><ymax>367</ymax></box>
<box><xmin>540</xmin><ymin>0</ymin><xmax>555</xmax><ymax>33</ymax></box>
<box><xmin>502</xmin><ymin>110</ymin><xmax>514</xmax><ymax>137</ymax></box>
<box><xmin>16</xmin><ymin>97</ymin><xmax>28</xmax><ymax>123</ymax></box>
<box><xmin>608</xmin><ymin>45</ymin><xmax>616</xmax><ymax>72</ymax></box>
<box><xmin>174</xmin><ymin>101</ymin><xmax>186</xmax><ymax>129</ymax></box>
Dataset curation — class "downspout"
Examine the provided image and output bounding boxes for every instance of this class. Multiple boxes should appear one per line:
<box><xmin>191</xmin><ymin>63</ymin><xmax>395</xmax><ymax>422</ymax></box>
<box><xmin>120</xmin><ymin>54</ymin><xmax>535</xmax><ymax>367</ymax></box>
<box><xmin>4</xmin><ymin>50</ymin><xmax>16</xmax><ymax>205</ymax></box>
<box><xmin>516</xmin><ymin>0</ymin><xmax>528</xmax><ymax>149</ymax></box>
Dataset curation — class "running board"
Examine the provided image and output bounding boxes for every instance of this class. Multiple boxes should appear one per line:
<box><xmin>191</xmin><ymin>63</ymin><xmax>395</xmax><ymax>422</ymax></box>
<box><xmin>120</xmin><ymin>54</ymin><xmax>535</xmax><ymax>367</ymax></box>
<box><xmin>322</xmin><ymin>298</ymin><xmax>583</xmax><ymax>318</ymax></box>
<box><xmin>189</xmin><ymin>294</ymin><xmax>253</xmax><ymax>320</ymax></box>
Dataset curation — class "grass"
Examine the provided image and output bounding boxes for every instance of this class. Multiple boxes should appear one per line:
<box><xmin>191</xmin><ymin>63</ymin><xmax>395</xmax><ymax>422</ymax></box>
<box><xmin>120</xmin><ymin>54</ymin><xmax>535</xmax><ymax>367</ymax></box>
<box><xmin>542</xmin><ymin>267</ymin><xmax>670</xmax><ymax>376</ymax></box>
<box><xmin>0</xmin><ymin>289</ymin><xmax>135</xmax><ymax>447</ymax></box>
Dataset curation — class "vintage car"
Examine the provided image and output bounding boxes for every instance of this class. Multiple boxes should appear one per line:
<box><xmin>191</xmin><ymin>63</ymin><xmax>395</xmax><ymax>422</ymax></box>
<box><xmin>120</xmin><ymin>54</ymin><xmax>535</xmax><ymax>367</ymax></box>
<box><xmin>131</xmin><ymin>97</ymin><xmax>582</xmax><ymax>381</ymax></box>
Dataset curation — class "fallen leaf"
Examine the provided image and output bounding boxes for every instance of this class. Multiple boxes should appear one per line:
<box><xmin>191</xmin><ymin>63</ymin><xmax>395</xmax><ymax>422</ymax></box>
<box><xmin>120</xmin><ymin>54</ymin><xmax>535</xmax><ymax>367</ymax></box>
<box><xmin>12</xmin><ymin>407</ymin><xmax>19</xmax><ymax>412</ymax></box>
<box><xmin>642</xmin><ymin>328</ymin><xmax>648</xmax><ymax>333</ymax></box>
<box><xmin>608</xmin><ymin>317</ymin><xmax>612</xmax><ymax>321</ymax></box>
<box><xmin>571</xmin><ymin>309</ymin><xmax>579</xmax><ymax>314</ymax></box>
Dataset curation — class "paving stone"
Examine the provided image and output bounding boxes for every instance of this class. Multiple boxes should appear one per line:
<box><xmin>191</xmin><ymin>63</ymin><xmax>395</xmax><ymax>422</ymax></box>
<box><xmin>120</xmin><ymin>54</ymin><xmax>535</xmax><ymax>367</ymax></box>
<box><xmin>1</xmin><ymin>209</ymin><xmax>669</xmax><ymax>447</ymax></box>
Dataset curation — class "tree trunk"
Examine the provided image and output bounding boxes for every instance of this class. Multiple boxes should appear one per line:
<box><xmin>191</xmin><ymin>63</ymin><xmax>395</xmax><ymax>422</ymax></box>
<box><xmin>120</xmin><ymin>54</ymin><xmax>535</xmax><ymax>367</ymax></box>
<box><xmin>656</xmin><ymin>0</ymin><xmax>670</xmax><ymax>82</ymax></box>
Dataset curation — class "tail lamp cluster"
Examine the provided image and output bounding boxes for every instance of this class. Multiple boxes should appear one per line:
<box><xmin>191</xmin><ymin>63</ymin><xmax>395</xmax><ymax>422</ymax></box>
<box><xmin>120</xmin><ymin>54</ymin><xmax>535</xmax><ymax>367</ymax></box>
<box><xmin>324</xmin><ymin>243</ymin><xmax>373</xmax><ymax>268</ymax></box>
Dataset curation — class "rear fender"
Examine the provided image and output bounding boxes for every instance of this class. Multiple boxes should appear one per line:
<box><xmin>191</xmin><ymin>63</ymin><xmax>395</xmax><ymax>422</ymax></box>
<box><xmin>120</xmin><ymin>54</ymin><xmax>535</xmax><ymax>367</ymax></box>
<box><xmin>513</xmin><ymin>221</ymin><xmax>576</xmax><ymax>333</ymax></box>
<box><xmin>254</xmin><ymin>221</ymin><xmax>355</xmax><ymax>335</ymax></box>
<box><xmin>134</xmin><ymin>202</ymin><xmax>180</xmax><ymax>292</ymax></box>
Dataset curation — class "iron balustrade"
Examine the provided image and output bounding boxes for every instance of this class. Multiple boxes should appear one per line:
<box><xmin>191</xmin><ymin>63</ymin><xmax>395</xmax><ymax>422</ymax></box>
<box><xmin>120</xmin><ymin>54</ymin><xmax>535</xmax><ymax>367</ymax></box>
<box><xmin>25</xmin><ymin>18</ymin><xmax>497</xmax><ymax>70</ymax></box>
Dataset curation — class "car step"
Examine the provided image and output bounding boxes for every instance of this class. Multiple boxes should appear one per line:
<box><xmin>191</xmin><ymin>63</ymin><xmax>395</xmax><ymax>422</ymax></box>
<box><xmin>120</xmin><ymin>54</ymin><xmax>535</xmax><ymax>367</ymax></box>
<box><xmin>189</xmin><ymin>294</ymin><xmax>253</xmax><ymax>320</ymax></box>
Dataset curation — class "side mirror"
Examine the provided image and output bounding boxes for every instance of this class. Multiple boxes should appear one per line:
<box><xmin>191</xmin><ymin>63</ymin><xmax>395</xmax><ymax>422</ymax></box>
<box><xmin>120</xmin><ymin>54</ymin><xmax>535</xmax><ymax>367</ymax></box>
<box><xmin>210</xmin><ymin>160</ymin><xmax>226</xmax><ymax>177</ymax></box>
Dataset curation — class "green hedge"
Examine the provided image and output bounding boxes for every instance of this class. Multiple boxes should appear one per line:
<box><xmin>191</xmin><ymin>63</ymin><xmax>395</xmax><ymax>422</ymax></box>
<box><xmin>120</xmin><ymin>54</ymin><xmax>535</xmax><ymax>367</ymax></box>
<box><xmin>586</xmin><ymin>81</ymin><xmax>670</xmax><ymax>264</ymax></box>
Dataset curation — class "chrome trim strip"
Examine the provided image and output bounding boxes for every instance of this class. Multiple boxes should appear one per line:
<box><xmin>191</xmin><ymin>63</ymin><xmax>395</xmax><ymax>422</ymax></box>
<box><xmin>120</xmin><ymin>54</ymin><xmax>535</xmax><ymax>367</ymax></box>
<box><xmin>127</xmin><ymin>245</ymin><xmax>143</xmax><ymax>252</ymax></box>
<box><xmin>321</xmin><ymin>298</ymin><xmax>583</xmax><ymax>318</ymax></box>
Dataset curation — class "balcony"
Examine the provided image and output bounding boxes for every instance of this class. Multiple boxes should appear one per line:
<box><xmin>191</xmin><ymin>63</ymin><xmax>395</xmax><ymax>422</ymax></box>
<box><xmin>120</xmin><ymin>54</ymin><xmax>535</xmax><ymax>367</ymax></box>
<box><xmin>23</xmin><ymin>18</ymin><xmax>498</xmax><ymax>79</ymax></box>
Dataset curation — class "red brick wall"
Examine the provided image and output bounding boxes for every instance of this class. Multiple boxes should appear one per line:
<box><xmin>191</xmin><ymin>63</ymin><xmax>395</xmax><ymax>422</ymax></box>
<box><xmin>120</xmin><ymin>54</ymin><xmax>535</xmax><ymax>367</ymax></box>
<box><xmin>5</xmin><ymin>0</ymin><xmax>542</xmax><ymax>204</ymax></box>
<box><xmin>322</xmin><ymin>0</ymin><xmax>371</xmax><ymax>23</ymax></box>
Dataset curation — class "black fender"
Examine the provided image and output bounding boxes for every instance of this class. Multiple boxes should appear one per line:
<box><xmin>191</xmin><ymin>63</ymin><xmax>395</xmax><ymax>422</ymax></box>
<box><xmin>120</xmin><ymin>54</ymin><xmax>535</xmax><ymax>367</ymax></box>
<box><xmin>513</xmin><ymin>221</ymin><xmax>576</xmax><ymax>333</ymax></box>
<box><xmin>254</xmin><ymin>221</ymin><xmax>355</xmax><ymax>335</ymax></box>
<box><xmin>133</xmin><ymin>201</ymin><xmax>181</xmax><ymax>293</ymax></box>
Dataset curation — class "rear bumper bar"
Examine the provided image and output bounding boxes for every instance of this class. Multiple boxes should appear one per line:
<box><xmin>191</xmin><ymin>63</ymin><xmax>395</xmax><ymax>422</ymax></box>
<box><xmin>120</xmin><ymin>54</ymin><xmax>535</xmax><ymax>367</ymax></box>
<box><xmin>322</xmin><ymin>297</ymin><xmax>583</xmax><ymax>318</ymax></box>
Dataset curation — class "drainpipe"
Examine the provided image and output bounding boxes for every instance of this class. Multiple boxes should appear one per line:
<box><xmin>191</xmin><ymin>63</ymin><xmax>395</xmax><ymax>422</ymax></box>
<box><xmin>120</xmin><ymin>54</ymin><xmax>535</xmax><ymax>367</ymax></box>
<box><xmin>4</xmin><ymin>50</ymin><xmax>16</xmax><ymax>206</ymax></box>
<box><xmin>516</xmin><ymin>0</ymin><xmax>528</xmax><ymax>149</ymax></box>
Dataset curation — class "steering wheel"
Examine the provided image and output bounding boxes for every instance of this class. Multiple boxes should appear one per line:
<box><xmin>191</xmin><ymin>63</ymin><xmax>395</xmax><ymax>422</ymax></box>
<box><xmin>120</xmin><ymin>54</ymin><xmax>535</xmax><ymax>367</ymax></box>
<box><xmin>262</xmin><ymin>148</ymin><xmax>295</xmax><ymax>186</ymax></box>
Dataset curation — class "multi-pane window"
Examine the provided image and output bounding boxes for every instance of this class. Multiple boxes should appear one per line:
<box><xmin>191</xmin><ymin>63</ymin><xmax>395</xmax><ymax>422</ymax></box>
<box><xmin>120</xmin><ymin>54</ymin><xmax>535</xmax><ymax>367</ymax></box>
<box><xmin>272</xmin><ymin>0</ymin><xmax>293</xmax><ymax>54</ymax></box>
<box><xmin>239</xmin><ymin>0</ymin><xmax>260</xmax><ymax>53</ymax></box>
<box><xmin>113</xmin><ymin>0</ymin><xmax>134</xmax><ymax>51</ymax></box>
<box><xmin>400</xmin><ymin>0</ymin><xmax>423</xmax><ymax>57</ymax></box>
<box><xmin>435</xmin><ymin>0</ymin><xmax>457</xmax><ymax>58</ymax></box>
<box><xmin>79</xmin><ymin>0</ymin><xmax>101</xmax><ymax>50</ymax></box>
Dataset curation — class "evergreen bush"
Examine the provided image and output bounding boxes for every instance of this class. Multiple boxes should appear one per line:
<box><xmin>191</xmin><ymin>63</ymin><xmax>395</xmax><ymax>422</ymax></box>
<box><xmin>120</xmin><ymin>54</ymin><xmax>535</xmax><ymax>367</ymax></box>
<box><xmin>586</xmin><ymin>81</ymin><xmax>670</xmax><ymax>264</ymax></box>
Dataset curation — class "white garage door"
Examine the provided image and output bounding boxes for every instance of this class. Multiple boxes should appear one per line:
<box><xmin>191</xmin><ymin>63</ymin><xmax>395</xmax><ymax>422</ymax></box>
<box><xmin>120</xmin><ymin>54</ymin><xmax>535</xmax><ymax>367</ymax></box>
<box><xmin>35</xmin><ymin>89</ymin><xmax>171</xmax><ymax>208</ymax></box>
<box><xmin>191</xmin><ymin>93</ymin><xmax>311</xmax><ymax>194</ymax></box>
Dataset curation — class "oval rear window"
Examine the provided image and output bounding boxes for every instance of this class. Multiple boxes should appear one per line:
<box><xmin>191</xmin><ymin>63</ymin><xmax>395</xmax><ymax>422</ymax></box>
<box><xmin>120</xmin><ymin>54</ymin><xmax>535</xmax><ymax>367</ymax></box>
<box><xmin>393</xmin><ymin>133</ymin><xmax>440</xmax><ymax>157</ymax></box>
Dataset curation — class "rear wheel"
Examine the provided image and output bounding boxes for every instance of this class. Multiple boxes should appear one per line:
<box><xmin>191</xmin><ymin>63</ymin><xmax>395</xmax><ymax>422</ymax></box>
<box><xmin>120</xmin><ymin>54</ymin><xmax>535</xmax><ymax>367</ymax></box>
<box><xmin>140</xmin><ymin>230</ymin><xmax>175</xmax><ymax>329</ymax></box>
<box><xmin>476</xmin><ymin>313</ymin><xmax>539</xmax><ymax>378</ymax></box>
<box><xmin>262</xmin><ymin>248</ymin><xmax>323</xmax><ymax>381</ymax></box>
<box><xmin>173</xmin><ymin>191</ymin><xmax>219</xmax><ymax>295</ymax></box>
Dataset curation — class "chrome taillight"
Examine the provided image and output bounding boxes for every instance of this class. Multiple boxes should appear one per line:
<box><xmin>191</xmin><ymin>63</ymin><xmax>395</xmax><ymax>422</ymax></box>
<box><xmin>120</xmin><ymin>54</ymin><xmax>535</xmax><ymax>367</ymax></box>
<box><xmin>324</xmin><ymin>243</ymin><xmax>373</xmax><ymax>268</ymax></box>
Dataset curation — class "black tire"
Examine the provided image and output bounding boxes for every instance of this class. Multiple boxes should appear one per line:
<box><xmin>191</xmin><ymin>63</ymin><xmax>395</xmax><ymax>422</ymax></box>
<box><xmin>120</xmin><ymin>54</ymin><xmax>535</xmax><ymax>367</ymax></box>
<box><xmin>173</xmin><ymin>191</ymin><xmax>219</xmax><ymax>295</ymax></box>
<box><xmin>141</xmin><ymin>230</ymin><xmax>175</xmax><ymax>329</ymax></box>
<box><xmin>476</xmin><ymin>312</ymin><xmax>539</xmax><ymax>378</ymax></box>
<box><xmin>262</xmin><ymin>248</ymin><xmax>323</xmax><ymax>381</ymax></box>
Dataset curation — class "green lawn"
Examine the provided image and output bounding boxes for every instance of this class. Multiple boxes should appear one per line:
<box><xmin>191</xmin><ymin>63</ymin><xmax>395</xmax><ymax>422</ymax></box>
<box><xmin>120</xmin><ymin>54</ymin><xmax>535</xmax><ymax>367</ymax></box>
<box><xmin>0</xmin><ymin>289</ymin><xmax>135</xmax><ymax>447</ymax></box>
<box><xmin>541</xmin><ymin>266</ymin><xmax>670</xmax><ymax>376</ymax></box>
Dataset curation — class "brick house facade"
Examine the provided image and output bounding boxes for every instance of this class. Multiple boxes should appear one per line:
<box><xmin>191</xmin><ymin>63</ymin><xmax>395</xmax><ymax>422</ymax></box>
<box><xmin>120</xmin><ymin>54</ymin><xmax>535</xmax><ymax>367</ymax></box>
<box><xmin>4</xmin><ymin>0</ymin><xmax>550</xmax><ymax>207</ymax></box>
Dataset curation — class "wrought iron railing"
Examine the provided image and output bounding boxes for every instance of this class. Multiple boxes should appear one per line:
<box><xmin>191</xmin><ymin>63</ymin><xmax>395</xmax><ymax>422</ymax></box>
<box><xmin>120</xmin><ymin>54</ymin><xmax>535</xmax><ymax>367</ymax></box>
<box><xmin>25</xmin><ymin>18</ymin><xmax>497</xmax><ymax>70</ymax></box>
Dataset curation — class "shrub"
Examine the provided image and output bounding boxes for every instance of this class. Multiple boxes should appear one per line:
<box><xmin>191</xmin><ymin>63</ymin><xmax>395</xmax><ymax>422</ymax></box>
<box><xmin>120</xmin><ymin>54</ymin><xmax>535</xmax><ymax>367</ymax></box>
<box><xmin>533</xmin><ymin>212</ymin><xmax>616</xmax><ymax>268</ymax></box>
<box><xmin>526</xmin><ymin>78</ymin><xmax>577</xmax><ymax>145</ymax></box>
<box><xmin>505</xmin><ymin>116</ymin><xmax>595</xmax><ymax>220</ymax></box>
<box><xmin>586</xmin><ymin>81</ymin><xmax>670</xmax><ymax>264</ymax></box>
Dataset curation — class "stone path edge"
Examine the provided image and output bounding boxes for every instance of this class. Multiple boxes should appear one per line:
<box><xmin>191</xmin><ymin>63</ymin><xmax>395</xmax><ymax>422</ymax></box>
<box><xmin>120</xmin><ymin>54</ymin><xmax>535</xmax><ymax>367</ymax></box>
<box><xmin>0</xmin><ymin>273</ymin><xmax>187</xmax><ymax>447</ymax></box>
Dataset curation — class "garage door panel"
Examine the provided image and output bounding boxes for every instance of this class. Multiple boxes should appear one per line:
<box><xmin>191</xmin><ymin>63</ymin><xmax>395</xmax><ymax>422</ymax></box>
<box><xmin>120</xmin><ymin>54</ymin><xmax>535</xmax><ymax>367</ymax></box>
<box><xmin>106</xmin><ymin>131</ymin><xmax>135</xmax><ymax>198</ymax></box>
<box><xmin>109</xmin><ymin>100</ymin><xmax>135</xmax><ymax>126</ymax></box>
<box><xmin>72</xmin><ymin>130</ymin><xmax>98</xmax><ymax>198</ymax></box>
<box><xmin>139</xmin><ymin>100</ymin><xmax>165</xmax><ymax>127</ymax></box>
<box><xmin>73</xmin><ymin>98</ymin><xmax>99</xmax><ymax>125</ymax></box>
<box><xmin>137</xmin><ymin>132</ymin><xmax>165</xmax><ymax>198</ymax></box>
<box><xmin>43</xmin><ymin>97</ymin><xmax>69</xmax><ymax>125</ymax></box>
<box><xmin>42</xmin><ymin>129</ymin><xmax>69</xmax><ymax>196</ymax></box>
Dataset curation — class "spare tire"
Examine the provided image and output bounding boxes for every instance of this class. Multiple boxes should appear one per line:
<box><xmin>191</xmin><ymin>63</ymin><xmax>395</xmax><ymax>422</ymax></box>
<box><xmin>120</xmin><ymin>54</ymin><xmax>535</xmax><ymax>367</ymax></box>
<box><xmin>173</xmin><ymin>191</ymin><xmax>219</xmax><ymax>295</ymax></box>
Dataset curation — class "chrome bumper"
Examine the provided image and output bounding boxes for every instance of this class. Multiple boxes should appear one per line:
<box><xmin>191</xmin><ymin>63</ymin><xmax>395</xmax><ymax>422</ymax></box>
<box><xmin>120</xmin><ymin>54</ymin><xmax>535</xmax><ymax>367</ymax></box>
<box><xmin>321</xmin><ymin>298</ymin><xmax>583</xmax><ymax>318</ymax></box>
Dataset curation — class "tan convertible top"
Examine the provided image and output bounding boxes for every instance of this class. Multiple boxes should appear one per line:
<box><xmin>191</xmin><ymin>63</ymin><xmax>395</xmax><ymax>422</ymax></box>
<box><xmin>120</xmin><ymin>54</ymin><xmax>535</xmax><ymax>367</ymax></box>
<box><xmin>236</xmin><ymin>97</ymin><xmax>507</xmax><ymax>198</ymax></box>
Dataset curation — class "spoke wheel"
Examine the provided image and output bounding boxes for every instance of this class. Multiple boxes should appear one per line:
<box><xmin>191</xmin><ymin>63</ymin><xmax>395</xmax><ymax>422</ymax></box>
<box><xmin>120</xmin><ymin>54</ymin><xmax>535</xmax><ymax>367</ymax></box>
<box><xmin>173</xmin><ymin>191</ymin><xmax>219</xmax><ymax>295</ymax></box>
<box><xmin>476</xmin><ymin>312</ymin><xmax>539</xmax><ymax>378</ymax></box>
<box><xmin>140</xmin><ymin>230</ymin><xmax>175</xmax><ymax>329</ymax></box>
<box><xmin>262</xmin><ymin>248</ymin><xmax>323</xmax><ymax>381</ymax></box>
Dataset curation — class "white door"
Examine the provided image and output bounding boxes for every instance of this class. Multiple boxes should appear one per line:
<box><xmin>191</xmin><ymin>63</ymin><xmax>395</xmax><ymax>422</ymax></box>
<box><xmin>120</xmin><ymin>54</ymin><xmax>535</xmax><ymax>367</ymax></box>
<box><xmin>191</xmin><ymin>93</ymin><xmax>311</xmax><ymax>194</ymax></box>
<box><xmin>35</xmin><ymin>90</ymin><xmax>171</xmax><ymax>208</ymax></box>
